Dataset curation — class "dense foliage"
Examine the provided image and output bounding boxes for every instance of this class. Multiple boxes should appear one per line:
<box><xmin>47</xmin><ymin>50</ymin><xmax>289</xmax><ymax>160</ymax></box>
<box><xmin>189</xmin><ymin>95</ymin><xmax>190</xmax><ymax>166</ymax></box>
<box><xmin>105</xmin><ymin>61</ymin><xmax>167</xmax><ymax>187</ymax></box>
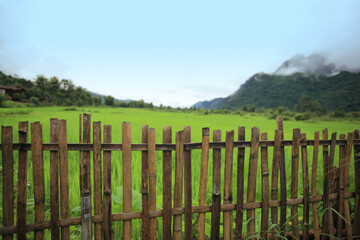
<box><xmin>195</xmin><ymin>71</ymin><xmax>360</xmax><ymax>112</ymax></box>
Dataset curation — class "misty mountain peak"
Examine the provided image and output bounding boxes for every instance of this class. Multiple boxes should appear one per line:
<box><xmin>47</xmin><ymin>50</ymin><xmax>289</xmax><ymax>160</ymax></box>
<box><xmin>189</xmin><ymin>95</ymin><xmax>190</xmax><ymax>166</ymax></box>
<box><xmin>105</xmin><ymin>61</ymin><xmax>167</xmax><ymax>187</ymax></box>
<box><xmin>274</xmin><ymin>54</ymin><xmax>340</xmax><ymax>76</ymax></box>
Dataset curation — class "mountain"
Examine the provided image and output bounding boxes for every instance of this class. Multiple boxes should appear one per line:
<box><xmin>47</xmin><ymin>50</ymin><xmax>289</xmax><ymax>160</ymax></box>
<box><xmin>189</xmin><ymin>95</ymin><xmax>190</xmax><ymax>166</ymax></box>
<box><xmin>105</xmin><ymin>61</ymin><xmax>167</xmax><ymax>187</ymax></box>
<box><xmin>89</xmin><ymin>91</ymin><xmax>132</xmax><ymax>103</ymax></box>
<box><xmin>193</xmin><ymin>54</ymin><xmax>360</xmax><ymax>112</ymax></box>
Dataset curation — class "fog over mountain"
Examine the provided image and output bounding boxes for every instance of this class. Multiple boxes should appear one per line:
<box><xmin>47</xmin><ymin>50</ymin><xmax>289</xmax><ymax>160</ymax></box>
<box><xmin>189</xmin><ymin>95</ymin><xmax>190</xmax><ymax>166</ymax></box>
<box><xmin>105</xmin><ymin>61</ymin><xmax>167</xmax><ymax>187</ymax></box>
<box><xmin>273</xmin><ymin>54</ymin><xmax>360</xmax><ymax>76</ymax></box>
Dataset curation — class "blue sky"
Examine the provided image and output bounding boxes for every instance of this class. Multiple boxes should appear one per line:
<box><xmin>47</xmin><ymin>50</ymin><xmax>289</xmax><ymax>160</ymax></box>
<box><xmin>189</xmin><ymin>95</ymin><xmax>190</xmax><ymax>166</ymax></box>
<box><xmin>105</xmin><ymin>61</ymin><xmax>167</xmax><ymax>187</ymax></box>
<box><xmin>1</xmin><ymin>0</ymin><xmax>360</xmax><ymax>107</ymax></box>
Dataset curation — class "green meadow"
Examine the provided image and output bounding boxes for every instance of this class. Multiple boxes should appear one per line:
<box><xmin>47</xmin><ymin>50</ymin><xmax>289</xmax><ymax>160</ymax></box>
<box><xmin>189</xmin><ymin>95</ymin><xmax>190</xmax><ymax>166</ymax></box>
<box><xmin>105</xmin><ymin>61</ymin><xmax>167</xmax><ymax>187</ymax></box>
<box><xmin>1</xmin><ymin>106</ymin><xmax>359</xmax><ymax>239</ymax></box>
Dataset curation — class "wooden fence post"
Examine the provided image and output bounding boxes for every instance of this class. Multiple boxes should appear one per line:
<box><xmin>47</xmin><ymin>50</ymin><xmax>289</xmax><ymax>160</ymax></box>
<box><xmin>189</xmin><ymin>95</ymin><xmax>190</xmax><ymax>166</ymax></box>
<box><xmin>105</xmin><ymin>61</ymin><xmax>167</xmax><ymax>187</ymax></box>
<box><xmin>290</xmin><ymin>128</ymin><xmax>300</xmax><ymax>240</ymax></box>
<box><xmin>81</xmin><ymin>114</ymin><xmax>92</xmax><ymax>240</ymax></box>
<box><xmin>93</xmin><ymin>121</ymin><xmax>102</xmax><ymax>240</ymax></box>
<box><xmin>344</xmin><ymin>133</ymin><xmax>354</xmax><ymax>239</ymax></box>
<box><xmin>277</xmin><ymin>117</ymin><xmax>287</xmax><ymax>237</ymax></box>
<box><xmin>31</xmin><ymin>122</ymin><xmax>45</xmax><ymax>240</ymax></box>
<box><xmin>17</xmin><ymin>122</ymin><xmax>28</xmax><ymax>240</ymax></box>
<box><xmin>174</xmin><ymin>130</ymin><xmax>184</xmax><ymax>240</ymax></box>
<box><xmin>271</xmin><ymin>129</ymin><xmax>281</xmax><ymax>238</ymax></box>
<box><xmin>103</xmin><ymin>125</ymin><xmax>112</xmax><ymax>240</ymax></box>
<box><xmin>337</xmin><ymin>134</ymin><xmax>346</xmax><ymax>239</ymax></box>
<box><xmin>236</xmin><ymin>126</ymin><xmax>245</xmax><ymax>240</ymax></box>
<box><xmin>211</xmin><ymin>129</ymin><xmax>221</xmax><ymax>240</ymax></box>
<box><xmin>223</xmin><ymin>130</ymin><xmax>234</xmax><ymax>240</ymax></box>
<box><xmin>261</xmin><ymin>132</ymin><xmax>269</xmax><ymax>240</ymax></box>
<box><xmin>148</xmin><ymin>128</ymin><xmax>157</xmax><ymax>240</ymax></box>
<box><xmin>184</xmin><ymin>126</ymin><xmax>192</xmax><ymax>240</ymax></box>
<box><xmin>163</xmin><ymin>126</ymin><xmax>172</xmax><ymax>239</ymax></box>
<box><xmin>2</xmin><ymin>126</ymin><xmax>14</xmax><ymax>240</ymax></box>
<box><xmin>122</xmin><ymin>122</ymin><xmax>132</xmax><ymax>240</ymax></box>
<box><xmin>354</xmin><ymin>130</ymin><xmax>360</xmax><ymax>239</ymax></box>
<box><xmin>141</xmin><ymin>125</ymin><xmax>150</xmax><ymax>240</ymax></box>
<box><xmin>198</xmin><ymin>128</ymin><xmax>210</xmax><ymax>240</ymax></box>
<box><xmin>301</xmin><ymin>133</ymin><xmax>310</xmax><ymax>240</ymax></box>
<box><xmin>311</xmin><ymin>131</ymin><xmax>320</xmax><ymax>240</ymax></box>
<box><xmin>246</xmin><ymin>127</ymin><xmax>260</xmax><ymax>240</ymax></box>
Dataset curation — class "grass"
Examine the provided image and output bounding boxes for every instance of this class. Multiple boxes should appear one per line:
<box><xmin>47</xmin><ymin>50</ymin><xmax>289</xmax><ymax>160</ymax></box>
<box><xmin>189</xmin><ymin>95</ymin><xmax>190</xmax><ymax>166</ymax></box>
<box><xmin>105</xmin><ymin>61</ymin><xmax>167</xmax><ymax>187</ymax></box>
<box><xmin>0</xmin><ymin>106</ymin><xmax>359</xmax><ymax>239</ymax></box>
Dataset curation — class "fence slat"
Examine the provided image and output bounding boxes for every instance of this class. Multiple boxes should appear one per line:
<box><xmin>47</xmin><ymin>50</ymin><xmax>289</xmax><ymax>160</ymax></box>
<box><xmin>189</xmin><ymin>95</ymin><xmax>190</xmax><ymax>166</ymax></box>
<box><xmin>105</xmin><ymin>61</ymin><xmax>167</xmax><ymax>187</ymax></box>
<box><xmin>141</xmin><ymin>125</ymin><xmax>150</xmax><ymax>240</ymax></box>
<box><xmin>163</xmin><ymin>126</ymin><xmax>172</xmax><ymax>240</ymax></box>
<box><xmin>103</xmin><ymin>125</ymin><xmax>112</xmax><ymax>240</ymax></box>
<box><xmin>173</xmin><ymin>130</ymin><xmax>184</xmax><ymax>240</ymax></box>
<box><xmin>17</xmin><ymin>122</ymin><xmax>28</xmax><ymax>240</ymax></box>
<box><xmin>290</xmin><ymin>128</ymin><xmax>300</xmax><ymax>240</ymax></box>
<box><xmin>93</xmin><ymin>121</ymin><xmax>102</xmax><ymax>240</ymax></box>
<box><xmin>261</xmin><ymin>133</ymin><xmax>269</xmax><ymax>240</ymax></box>
<box><xmin>122</xmin><ymin>122</ymin><xmax>132</xmax><ymax>240</ymax></box>
<box><xmin>277</xmin><ymin>117</ymin><xmax>287</xmax><ymax>236</ymax></box>
<box><xmin>344</xmin><ymin>133</ymin><xmax>353</xmax><ymax>239</ymax></box>
<box><xmin>236</xmin><ymin>126</ymin><xmax>245</xmax><ymax>240</ymax></box>
<box><xmin>247</xmin><ymin>127</ymin><xmax>260</xmax><ymax>240</ymax></box>
<box><xmin>211</xmin><ymin>129</ymin><xmax>221</xmax><ymax>240</ymax></box>
<box><xmin>2</xmin><ymin>126</ymin><xmax>14</xmax><ymax>240</ymax></box>
<box><xmin>81</xmin><ymin>114</ymin><xmax>92</xmax><ymax>240</ymax></box>
<box><xmin>311</xmin><ymin>131</ymin><xmax>320</xmax><ymax>240</ymax></box>
<box><xmin>224</xmin><ymin>130</ymin><xmax>234</xmax><ymax>240</ymax></box>
<box><xmin>301</xmin><ymin>133</ymin><xmax>310</xmax><ymax>240</ymax></box>
<box><xmin>184</xmin><ymin>126</ymin><xmax>192</xmax><ymax>240</ymax></box>
<box><xmin>148</xmin><ymin>128</ymin><xmax>157</xmax><ymax>240</ymax></box>
<box><xmin>337</xmin><ymin>134</ymin><xmax>346</xmax><ymax>239</ymax></box>
<box><xmin>79</xmin><ymin>114</ymin><xmax>83</xmax><ymax>197</ymax></box>
<box><xmin>59</xmin><ymin>120</ymin><xmax>70</xmax><ymax>240</ymax></box>
<box><xmin>198</xmin><ymin>128</ymin><xmax>210</xmax><ymax>240</ymax></box>
<box><xmin>50</xmin><ymin>119</ymin><xmax>60</xmax><ymax>240</ymax></box>
<box><xmin>326</xmin><ymin>133</ymin><xmax>337</xmax><ymax>238</ymax></box>
<box><xmin>354</xmin><ymin>130</ymin><xmax>360</xmax><ymax>239</ymax></box>
<box><xmin>271</xmin><ymin>129</ymin><xmax>281</xmax><ymax>237</ymax></box>
<box><xmin>31</xmin><ymin>122</ymin><xmax>45</xmax><ymax>240</ymax></box>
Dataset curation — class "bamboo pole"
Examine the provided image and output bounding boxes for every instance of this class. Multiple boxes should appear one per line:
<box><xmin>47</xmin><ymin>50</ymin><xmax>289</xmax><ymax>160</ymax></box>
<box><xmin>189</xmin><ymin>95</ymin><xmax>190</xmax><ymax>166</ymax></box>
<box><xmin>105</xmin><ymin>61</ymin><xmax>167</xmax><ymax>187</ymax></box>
<box><xmin>17</xmin><ymin>122</ymin><xmax>29</xmax><ymax>240</ymax></box>
<box><xmin>93</xmin><ymin>121</ymin><xmax>102</xmax><ymax>240</ymax></box>
<box><xmin>122</xmin><ymin>122</ymin><xmax>132</xmax><ymax>240</ymax></box>
<box><xmin>103</xmin><ymin>125</ymin><xmax>112</xmax><ymax>240</ymax></box>
<box><xmin>184</xmin><ymin>126</ymin><xmax>192</xmax><ymax>240</ymax></box>
<box><xmin>141</xmin><ymin>125</ymin><xmax>150</xmax><ymax>240</ymax></box>
<box><xmin>235</xmin><ymin>126</ymin><xmax>245</xmax><ymax>240</ymax></box>
<box><xmin>198</xmin><ymin>128</ymin><xmax>210</xmax><ymax>240</ymax></box>
<box><xmin>163</xmin><ymin>126</ymin><xmax>172</xmax><ymax>240</ymax></box>
<box><xmin>290</xmin><ymin>129</ymin><xmax>300</xmax><ymax>240</ymax></box>
<box><xmin>261</xmin><ymin>132</ymin><xmax>269</xmax><ymax>240</ymax></box>
<box><xmin>311</xmin><ymin>132</ymin><xmax>320</xmax><ymax>240</ymax></box>
<box><xmin>148</xmin><ymin>128</ymin><xmax>157</xmax><ymax>240</ymax></box>
<box><xmin>211</xmin><ymin>130</ymin><xmax>221</xmax><ymax>240</ymax></box>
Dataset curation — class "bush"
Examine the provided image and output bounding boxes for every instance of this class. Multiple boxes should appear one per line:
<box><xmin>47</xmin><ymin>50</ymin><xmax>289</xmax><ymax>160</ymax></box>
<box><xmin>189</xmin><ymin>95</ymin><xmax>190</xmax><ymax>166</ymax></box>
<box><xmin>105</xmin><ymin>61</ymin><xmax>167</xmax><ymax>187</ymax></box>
<box><xmin>295</xmin><ymin>112</ymin><xmax>312</xmax><ymax>121</ymax></box>
<box><xmin>30</xmin><ymin>97</ymin><xmax>41</xmax><ymax>106</ymax></box>
<box><xmin>0</xmin><ymin>94</ymin><xmax>7</xmax><ymax>107</ymax></box>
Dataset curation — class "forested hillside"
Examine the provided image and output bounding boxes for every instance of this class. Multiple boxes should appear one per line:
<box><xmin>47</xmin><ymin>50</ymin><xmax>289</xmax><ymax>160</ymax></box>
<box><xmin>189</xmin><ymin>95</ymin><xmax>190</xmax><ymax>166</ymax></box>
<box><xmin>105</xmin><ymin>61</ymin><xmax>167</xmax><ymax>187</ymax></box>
<box><xmin>194</xmin><ymin>71</ymin><xmax>360</xmax><ymax>112</ymax></box>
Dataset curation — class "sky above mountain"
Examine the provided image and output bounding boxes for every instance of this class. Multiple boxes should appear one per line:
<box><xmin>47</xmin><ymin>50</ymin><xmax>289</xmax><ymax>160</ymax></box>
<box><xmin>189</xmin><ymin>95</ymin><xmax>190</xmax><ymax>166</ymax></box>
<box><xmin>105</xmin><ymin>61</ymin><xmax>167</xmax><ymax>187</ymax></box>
<box><xmin>1</xmin><ymin>0</ymin><xmax>360</xmax><ymax>107</ymax></box>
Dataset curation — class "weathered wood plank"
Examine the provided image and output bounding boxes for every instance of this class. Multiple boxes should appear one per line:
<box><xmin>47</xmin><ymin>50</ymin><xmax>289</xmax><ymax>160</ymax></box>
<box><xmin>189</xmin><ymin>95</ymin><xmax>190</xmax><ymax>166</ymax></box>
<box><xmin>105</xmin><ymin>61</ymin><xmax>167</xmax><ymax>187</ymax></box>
<box><xmin>271</xmin><ymin>129</ymin><xmax>281</xmax><ymax>237</ymax></box>
<box><xmin>277</xmin><ymin>117</ymin><xmax>287</xmax><ymax>236</ymax></box>
<box><xmin>290</xmin><ymin>128</ymin><xmax>300</xmax><ymax>240</ymax></box>
<box><xmin>184</xmin><ymin>126</ymin><xmax>192</xmax><ymax>240</ymax></box>
<box><xmin>103</xmin><ymin>125</ymin><xmax>112</xmax><ymax>240</ymax></box>
<box><xmin>173</xmin><ymin>130</ymin><xmax>184</xmax><ymax>240</ymax></box>
<box><xmin>301</xmin><ymin>133</ymin><xmax>309</xmax><ymax>240</ymax></box>
<box><xmin>93</xmin><ymin>121</ymin><xmax>102</xmax><ymax>240</ymax></box>
<box><xmin>122</xmin><ymin>122</ymin><xmax>132</xmax><ymax>240</ymax></box>
<box><xmin>211</xmin><ymin>130</ymin><xmax>221</xmax><ymax>240</ymax></box>
<box><xmin>246</xmin><ymin>127</ymin><xmax>260</xmax><ymax>240</ymax></box>
<box><xmin>148</xmin><ymin>128</ymin><xmax>157</xmax><ymax>240</ymax></box>
<box><xmin>2</xmin><ymin>126</ymin><xmax>14</xmax><ymax>240</ymax></box>
<box><xmin>81</xmin><ymin>114</ymin><xmax>92</xmax><ymax>240</ymax></box>
<box><xmin>261</xmin><ymin>133</ymin><xmax>269</xmax><ymax>240</ymax></box>
<box><xmin>198</xmin><ymin>127</ymin><xmax>210</xmax><ymax>240</ymax></box>
<box><xmin>337</xmin><ymin>134</ymin><xmax>346</xmax><ymax>239</ymax></box>
<box><xmin>223</xmin><ymin>130</ymin><xmax>234</xmax><ymax>240</ymax></box>
<box><xmin>354</xmin><ymin>130</ymin><xmax>360</xmax><ymax>239</ymax></box>
<box><xmin>163</xmin><ymin>126</ymin><xmax>172</xmax><ymax>240</ymax></box>
<box><xmin>141</xmin><ymin>125</ymin><xmax>150</xmax><ymax>240</ymax></box>
<box><xmin>344</xmin><ymin>133</ymin><xmax>353</xmax><ymax>240</ymax></box>
<box><xmin>236</xmin><ymin>126</ymin><xmax>245</xmax><ymax>240</ymax></box>
<box><xmin>17</xmin><ymin>122</ymin><xmax>29</xmax><ymax>240</ymax></box>
<box><xmin>31</xmin><ymin>122</ymin><xmax>45</xmax><ymax>240</ymax></box>
<box><xmin>311</xmin><ymin>131</ymin><xmax>320</xmax><ymax>240</ymax></box>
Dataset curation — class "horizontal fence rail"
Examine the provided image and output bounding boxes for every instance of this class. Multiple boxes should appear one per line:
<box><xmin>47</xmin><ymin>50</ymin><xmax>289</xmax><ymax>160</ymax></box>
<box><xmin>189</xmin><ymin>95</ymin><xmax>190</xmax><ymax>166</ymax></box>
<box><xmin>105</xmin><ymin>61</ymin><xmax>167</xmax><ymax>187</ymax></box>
<box><xmin>1</xmin><ymin>115</ymin><xmax>360</xmax><ymax>240</ymax></box>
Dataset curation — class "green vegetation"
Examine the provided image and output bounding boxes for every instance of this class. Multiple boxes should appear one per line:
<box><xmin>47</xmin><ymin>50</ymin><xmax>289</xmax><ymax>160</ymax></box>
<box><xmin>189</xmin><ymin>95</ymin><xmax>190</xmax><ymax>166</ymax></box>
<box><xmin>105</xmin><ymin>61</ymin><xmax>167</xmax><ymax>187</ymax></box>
<box><xmin>0</xmin><ymin>107</ymin><xmax>359</xmax><ymax>239</ymax></box>
<box><xmin>195</xmin><ymin>71</ymin><xmax>360</xmax><ymax>112</ymax></box>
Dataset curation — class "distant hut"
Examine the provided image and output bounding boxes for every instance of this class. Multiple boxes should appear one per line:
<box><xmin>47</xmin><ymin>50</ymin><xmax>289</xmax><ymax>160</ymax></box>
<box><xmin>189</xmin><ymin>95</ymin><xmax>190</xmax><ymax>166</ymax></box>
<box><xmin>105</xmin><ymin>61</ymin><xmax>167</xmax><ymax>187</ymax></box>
<box><xmin>0</xmin><ymin>85</ymin><xmax>26</xmax><ymax>101</ymax></box>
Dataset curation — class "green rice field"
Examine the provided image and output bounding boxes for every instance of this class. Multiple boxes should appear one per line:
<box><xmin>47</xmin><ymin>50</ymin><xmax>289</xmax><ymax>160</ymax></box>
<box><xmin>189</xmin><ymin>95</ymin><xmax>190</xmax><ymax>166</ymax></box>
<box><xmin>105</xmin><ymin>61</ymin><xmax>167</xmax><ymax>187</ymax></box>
<box><xmin>1</xmin><ymin>106</ymin><xmax>359</xmax><ymax>239</ymax></box>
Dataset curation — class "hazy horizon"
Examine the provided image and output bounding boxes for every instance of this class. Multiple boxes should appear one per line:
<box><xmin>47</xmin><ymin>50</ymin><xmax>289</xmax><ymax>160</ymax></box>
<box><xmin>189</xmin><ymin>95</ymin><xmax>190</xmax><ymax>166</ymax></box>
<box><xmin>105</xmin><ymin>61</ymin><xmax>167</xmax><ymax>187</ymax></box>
<box><xmin>1</xmin><ymin>1</ymin><xmax>360</xmax><ymax>107</ymax></box>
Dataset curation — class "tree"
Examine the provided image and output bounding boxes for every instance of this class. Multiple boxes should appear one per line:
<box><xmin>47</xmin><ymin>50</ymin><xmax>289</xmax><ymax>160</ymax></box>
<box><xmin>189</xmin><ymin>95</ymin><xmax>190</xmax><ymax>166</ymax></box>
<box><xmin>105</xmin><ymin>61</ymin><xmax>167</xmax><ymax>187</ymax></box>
<box><xmin>104</xmin><ymin>95</ymin><xmax>115</xmax><ymax>106</ymax></box>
